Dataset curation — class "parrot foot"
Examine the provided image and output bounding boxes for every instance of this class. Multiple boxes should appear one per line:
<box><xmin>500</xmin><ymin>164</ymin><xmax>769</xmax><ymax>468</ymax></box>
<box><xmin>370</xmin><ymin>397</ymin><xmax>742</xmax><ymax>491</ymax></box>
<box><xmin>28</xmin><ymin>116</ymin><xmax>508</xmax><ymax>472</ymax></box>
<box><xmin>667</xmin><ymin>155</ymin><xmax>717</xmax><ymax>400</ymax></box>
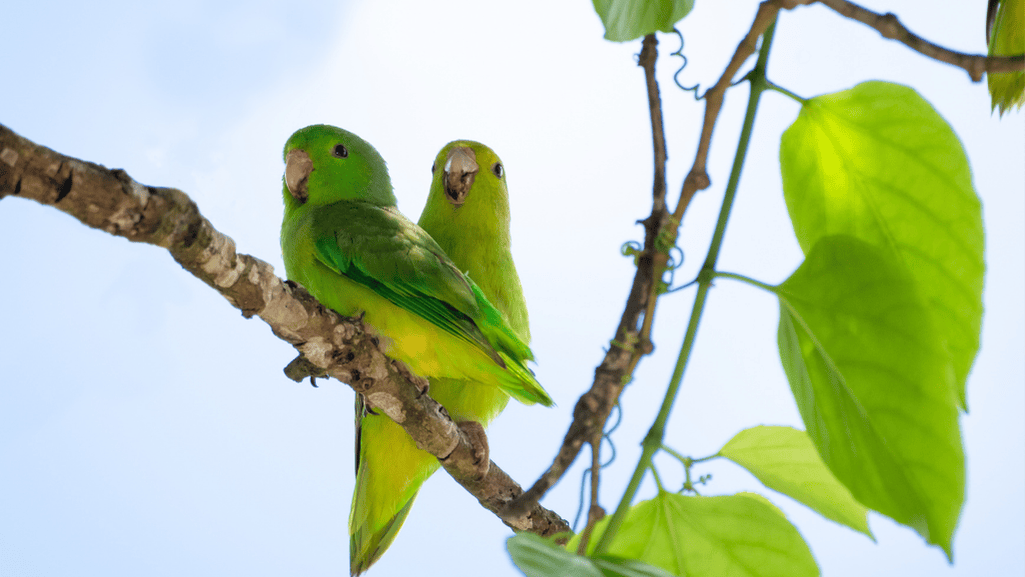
<box><xmin>283</xmin><ymin>354</ymin><xmax>328</xmax><ymax>387</ymax></box>
<box><xmin>457</xmin><ymin>420</ymin><xmax>490</xmax><ymax>480</ymax></box>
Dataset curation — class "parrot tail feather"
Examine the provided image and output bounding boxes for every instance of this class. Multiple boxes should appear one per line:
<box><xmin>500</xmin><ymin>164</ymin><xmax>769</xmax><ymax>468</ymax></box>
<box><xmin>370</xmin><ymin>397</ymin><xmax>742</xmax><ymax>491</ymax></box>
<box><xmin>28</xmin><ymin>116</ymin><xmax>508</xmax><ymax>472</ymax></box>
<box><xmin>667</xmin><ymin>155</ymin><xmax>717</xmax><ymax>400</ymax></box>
<box><xmin>350</xmin><ymin>491</ymin><xmax>419</xmax><ymax>576</ymax></box>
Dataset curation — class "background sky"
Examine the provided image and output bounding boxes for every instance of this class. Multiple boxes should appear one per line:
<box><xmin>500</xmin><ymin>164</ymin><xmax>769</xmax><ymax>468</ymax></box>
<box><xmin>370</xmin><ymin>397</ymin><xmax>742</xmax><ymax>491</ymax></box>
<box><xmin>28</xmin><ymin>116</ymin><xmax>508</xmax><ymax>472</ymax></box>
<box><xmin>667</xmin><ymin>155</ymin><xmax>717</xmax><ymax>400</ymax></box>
<box><xmin>1</xmin><ymin>1</ymin><xmax>1022</xmax><ymax>576</ymax></box>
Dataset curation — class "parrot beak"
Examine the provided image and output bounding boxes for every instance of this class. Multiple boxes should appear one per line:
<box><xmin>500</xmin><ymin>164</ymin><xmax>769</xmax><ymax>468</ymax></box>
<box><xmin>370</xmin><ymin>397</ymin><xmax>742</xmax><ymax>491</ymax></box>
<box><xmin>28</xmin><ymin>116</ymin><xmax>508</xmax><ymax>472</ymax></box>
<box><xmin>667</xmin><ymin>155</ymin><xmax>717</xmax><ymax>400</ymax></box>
<box><xmin>442</xmin><ymin>146</ymin><xmax>478</xmax><ymax>206</ymax></box>
<box><xmin>285</xmin><ymin>148</ymin><xmax>313</xmax><ymax>204</ymax></box>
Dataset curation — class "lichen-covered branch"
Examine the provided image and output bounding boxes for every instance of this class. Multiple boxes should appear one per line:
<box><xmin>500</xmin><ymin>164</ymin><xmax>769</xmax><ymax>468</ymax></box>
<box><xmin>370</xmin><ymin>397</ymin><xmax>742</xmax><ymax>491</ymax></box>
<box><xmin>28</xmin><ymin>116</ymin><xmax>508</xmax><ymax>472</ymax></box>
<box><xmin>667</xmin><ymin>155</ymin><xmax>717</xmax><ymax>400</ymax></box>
<box><xmin>0</xmin><ymin>121</ymin><xmax>569</xmax><ymax>537</ymax></box>
<box><xmin>818</xmin><ymin>0</ymin><xmax>1025</xmax><ymax>82</ymax></box>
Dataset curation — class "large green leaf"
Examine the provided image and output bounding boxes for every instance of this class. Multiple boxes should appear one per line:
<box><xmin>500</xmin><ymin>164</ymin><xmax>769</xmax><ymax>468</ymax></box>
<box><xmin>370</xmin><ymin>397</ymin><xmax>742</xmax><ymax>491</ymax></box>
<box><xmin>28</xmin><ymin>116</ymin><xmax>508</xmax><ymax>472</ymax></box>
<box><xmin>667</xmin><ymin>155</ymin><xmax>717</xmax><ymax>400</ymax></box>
<box><xmin>719</xmin><ymin>425</ymin><xmax>872</xmax><ymax>538</ymax></box>
<box><xmin>779</xmin><ymin>81</ymin><xmax>984</xmax><ymax>410</ymax></box>
<box><xmin>509</xmin><ymin>533</ymin><xmax>603</xmax><ymax>577</ymax></box>
<box><xmin>591</xmin><ymin>0</ymin><xmax>694</xmax><ymax>42</ymax></box>
<box><xmin>507</xmin><ymin>533</ymin><xmax>675</xmax><ymax>577</ymax></box>
<box><xmin>775</xmin><ymin>235</ymin><xmax>963</xmax><ymax>558</ymax></box>
<box><xmin>569</xmin><ymin>491</ymin><xmax>818</xmax><ymax>577</ymax></box>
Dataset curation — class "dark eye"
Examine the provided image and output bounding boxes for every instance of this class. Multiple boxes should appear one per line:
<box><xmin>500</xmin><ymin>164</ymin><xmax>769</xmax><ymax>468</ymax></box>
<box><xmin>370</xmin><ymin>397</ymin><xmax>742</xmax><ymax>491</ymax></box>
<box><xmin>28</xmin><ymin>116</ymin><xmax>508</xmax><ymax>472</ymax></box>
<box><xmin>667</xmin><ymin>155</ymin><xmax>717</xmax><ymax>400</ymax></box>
<box><xmin>492</xmin><ymin>162</ymin><xmax>504</xmax><ymax>178</ymax></box>
<box><xmin>332</xmin><ymin>144</ymin><xmax>348</xmax><ymax>158</ymax></box>
<box><xmin>431</xmin><ymin>162</ymin><xmax>436</xmax><ymax>173</ymax></box>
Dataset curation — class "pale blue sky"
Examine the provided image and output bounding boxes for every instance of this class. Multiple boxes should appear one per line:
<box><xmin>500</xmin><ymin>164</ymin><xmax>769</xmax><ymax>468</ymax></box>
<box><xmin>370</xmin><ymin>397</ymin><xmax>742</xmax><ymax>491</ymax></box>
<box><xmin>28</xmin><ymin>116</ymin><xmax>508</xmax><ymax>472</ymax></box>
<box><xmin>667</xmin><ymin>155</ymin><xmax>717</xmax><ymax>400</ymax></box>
<box><xmin>1</xmin><ymin>1</ymin><xmax>1022</xmax><ymax>576</ymax></box>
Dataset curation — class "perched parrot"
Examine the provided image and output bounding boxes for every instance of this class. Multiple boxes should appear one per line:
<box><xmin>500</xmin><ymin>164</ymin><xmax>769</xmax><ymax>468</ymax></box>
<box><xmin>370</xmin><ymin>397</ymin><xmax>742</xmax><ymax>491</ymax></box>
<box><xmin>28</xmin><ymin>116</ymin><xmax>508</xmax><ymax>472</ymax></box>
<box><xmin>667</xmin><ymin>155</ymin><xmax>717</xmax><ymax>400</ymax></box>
<box><xmin>278</xmin><ymin>125</ymin><xmax>552</xmax><ymax>575</ymax></box>
<box><xmin>419</xmin><ymin>141</ymin><xmax>530</xmax><ymax>342</ymax></box>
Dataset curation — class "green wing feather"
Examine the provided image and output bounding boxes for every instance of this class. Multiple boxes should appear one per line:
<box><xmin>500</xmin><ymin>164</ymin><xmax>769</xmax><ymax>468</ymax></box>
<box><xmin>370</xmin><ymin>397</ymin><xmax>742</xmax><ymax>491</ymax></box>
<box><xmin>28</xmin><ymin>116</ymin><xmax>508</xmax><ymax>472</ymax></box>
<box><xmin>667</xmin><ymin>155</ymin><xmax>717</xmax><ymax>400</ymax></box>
<box><xmin>309</xmin><ymin>202</ymin><xmax>546</xmax><ymax>392</ymax></box>
<box><xmin>313</xmin><ymin>235</ymin><xmax>505</xmax><ymax>367</ymax></box>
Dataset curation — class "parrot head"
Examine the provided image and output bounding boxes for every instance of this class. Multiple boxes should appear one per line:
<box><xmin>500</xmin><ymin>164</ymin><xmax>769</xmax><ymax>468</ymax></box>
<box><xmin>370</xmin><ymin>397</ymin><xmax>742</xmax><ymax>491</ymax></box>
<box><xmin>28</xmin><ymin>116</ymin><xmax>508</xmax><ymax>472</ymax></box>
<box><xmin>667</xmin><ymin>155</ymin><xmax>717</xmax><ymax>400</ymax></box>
<box><xmin>282</xmin><ymin>124</ymin><xmax>397</xmax><ymax>210</ymax></box>
<box><xmin>430</xmin><ymin>141</ymin><xmax>508</xmax><ymax>208</ymax></box>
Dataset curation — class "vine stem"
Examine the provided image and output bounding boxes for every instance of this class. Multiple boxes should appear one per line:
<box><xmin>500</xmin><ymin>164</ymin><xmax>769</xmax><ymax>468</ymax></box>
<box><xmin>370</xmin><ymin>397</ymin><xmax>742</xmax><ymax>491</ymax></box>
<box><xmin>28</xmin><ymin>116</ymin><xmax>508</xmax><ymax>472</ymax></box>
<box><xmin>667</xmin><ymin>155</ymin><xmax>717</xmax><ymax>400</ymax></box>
<box><xmin>592</xmin><ymin>17</ymin><xmax>780</xmax><ymax>555</ymax></box>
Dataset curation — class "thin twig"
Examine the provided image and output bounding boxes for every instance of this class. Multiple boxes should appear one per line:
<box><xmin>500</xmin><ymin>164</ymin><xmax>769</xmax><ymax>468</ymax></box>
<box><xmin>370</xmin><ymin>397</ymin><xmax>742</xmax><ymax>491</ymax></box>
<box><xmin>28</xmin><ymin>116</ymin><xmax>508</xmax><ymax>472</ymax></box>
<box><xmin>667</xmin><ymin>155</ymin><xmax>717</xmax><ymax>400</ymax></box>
<box><xmin>644</xmin><ymin>34</ymin><xmax>669</xmax><ymax>214</ymax></box>
<box><xmin>818</xmin><ymin>0</ymin><xmax>1025</xmax><ymax>82</ymax></box>
<box><xmin>638</xmin><ymin>33</ymin><xmax>670</xmax><ymax>351</ymax></box>
<box><xmin>506</xmin><ymin>2</ymin><xmax>792</xmax><ymax>518</ymax></box>
<box><xmin>503</xmin><ymin>34</ymin><xmax>671</xmax><ymax>516</ymax></box>
<box><xmin>0</xmin><ymin>122</ymin><xmax>570</xmax><ymax>538</ymax></box>
<box><xmin>589</xmin><ymin>437</ymin><xmax>603</xmax><ymax>521</ymax></box>
<box><xmin>574</xmin><ymin>439</ymin><xmax>606</xmax><ymax>555</ymax></box>
<box><xmin>673</xmin><ymin>0</ymin><xmax>806</xmax><ymax>225</ymax></box>
<box><xmin>595</xmin><ymin>11</ymin><xmax>783</xmax><ymax>555</ymax></box>
<box><xmin>664</xmin><ymin>0</ymin><xmax>1025</xmax><ymax>225</ymax></box>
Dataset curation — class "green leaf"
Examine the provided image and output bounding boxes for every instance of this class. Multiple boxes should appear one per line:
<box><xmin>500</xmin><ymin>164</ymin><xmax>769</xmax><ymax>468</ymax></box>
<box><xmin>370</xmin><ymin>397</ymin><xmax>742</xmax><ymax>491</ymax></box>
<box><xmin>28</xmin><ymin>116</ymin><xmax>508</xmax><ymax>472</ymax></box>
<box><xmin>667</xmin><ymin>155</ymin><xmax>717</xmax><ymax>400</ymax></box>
<box><xmin>508</xmin><ymin>533</ymin><xmax>603</xmax><ymax>577</ymax></box>
<box><xmin>591</xmin><ymin>557</ymin><xmax>678</xmax><ymax>577</ymax></box>
<box><xmin>775</xmin><ymin>235</ymin><xmax>964</xmax><ymax>558</ymax></box>
<box><xmin>779</xmin><ymin>80</ymin><xmax>984</xmax><ymax>411</ymax></box>
<box><xmin>569</xmin><ymin>491</ymin><xmax>818</xmax><ymax>577</ymax></box>
<box><xmin>508</xmin><ymin>534</ymin><xmax>675</xmax><ymax>577</ymax></box>
<box><xmin>987</xmin><ymin>0</ymin><xmax>1025</xmax><ymax>115</ymax></box>
<box><xmin>591</xmin><ymin>0</ymin><xmax>695</xmax><ymax>42</ymax></box>
<box><xmin>719</xmin><ymin>425</ymin><xmax>872</xmax><ymax>538</ymax></box>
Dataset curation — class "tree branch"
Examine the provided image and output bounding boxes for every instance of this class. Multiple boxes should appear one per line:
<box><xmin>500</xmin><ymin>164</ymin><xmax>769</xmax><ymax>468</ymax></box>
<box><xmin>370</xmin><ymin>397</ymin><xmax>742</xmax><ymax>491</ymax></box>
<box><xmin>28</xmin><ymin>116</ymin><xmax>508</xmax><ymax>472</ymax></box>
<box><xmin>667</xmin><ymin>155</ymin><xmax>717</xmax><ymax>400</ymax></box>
<box><xmin>0</xmin><ymin>122</ymin><xmax>569</xmax><ymax>538</ymax></box>
<box><xmin>508</xmin><ymin>0</ymin><xmax>784</xmax><ymax>546</ymax></box>
<box><xmin>644</xmin><ymin>33</ymin><xmax>669</xmax><ymax>215</ymax></box>
<box><xmin>574</xmin><ymin>437</ymin><xmax>607</xmax><ymax>554</ymax></box>
<box><xmin>599</xmin><ymin>8</ymin><xmax>784</xmax><ymax>552</ymax></box>
<box><xmin>818</xmin><ymin>0</ymin><xmax>1025</xmax><ymax>82</ymax></box>
<box><xmin>674</xmin><ymin>0</ymin><xmax>807</xmax><ymax>225</ymax></box>
<box><xmin>504</xmin><ymin>34</ymin><xmax>672</xmax><ymax>516</ymax></box>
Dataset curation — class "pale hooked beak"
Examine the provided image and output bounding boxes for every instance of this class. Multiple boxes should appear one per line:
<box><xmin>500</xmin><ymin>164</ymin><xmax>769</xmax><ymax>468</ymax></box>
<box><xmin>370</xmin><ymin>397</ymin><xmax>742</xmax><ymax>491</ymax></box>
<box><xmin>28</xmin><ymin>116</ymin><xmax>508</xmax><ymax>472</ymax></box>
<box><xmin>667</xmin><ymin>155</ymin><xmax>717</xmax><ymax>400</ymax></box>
<box><xmin>285</xmin><ymin>149</ymin><xmax>313</xmax><ymax>204</ymax></box>
<box><xmin>443</xmin><ymin>146</ymin><xmax>478</xmax><ymax>206</ymax></box>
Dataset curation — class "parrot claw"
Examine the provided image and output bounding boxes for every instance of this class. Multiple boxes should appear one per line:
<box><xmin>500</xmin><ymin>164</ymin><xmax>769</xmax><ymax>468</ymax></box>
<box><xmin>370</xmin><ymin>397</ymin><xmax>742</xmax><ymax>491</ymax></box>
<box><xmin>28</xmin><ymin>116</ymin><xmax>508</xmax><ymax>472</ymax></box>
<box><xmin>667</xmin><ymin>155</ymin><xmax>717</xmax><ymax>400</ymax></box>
<box><xmin>457</xmin><ymin>420</ymin><xmax>490</xmax><ymax>480</ymax></box>
<box><xmin>283</xmin><ymin>354</ymin><xmax>328</xmax><ymax>387</ymax></box>
<box><xmin>359</xmin><ymin>394</ymin><xmax>380</xmax><ymax>416</ymax></box>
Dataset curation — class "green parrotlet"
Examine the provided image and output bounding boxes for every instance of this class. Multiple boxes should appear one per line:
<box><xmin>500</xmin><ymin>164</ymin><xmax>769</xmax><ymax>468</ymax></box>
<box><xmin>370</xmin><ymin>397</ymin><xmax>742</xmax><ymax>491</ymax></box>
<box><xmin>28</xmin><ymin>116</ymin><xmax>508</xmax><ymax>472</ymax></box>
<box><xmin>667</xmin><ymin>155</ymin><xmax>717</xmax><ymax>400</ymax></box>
<box><xmin>278</xmin><ymin>125</ymin><xmax>551</xmax><ymax>575</ymax></box>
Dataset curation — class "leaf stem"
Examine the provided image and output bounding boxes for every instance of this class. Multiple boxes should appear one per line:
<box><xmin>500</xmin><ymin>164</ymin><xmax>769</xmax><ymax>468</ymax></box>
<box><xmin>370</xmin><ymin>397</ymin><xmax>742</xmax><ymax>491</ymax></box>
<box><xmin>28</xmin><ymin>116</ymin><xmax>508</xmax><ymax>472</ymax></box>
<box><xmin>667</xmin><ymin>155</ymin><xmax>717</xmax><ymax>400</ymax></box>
<box><xmin>766</xmin><ymin>81</ymin><xmax>808</xmax><ymax>103</ymax></box>
<box><xmin>650</xmin><ymin>463</ymin><xmax>666</xmax><ymax>492</ymax></box>
<box><xmin>593</xmin><ymin>18</ymin><xmax>780</xmax><ymax>555</ymax></box>
<box><xmin>689</xmin><ymin>453</ymin><xmax>720</xmax><ymax>464</ymax></box>
<box><xmin>714</xmin><ymin>270</ymin><xmax>779</xmax><ymax>293</ymax></box>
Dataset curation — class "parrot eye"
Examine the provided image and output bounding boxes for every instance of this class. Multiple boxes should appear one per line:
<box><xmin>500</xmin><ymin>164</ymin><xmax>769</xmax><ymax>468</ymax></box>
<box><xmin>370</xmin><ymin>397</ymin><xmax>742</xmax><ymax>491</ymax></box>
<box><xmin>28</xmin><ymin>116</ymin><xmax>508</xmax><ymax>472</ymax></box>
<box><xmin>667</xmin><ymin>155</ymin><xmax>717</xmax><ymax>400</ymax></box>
<box><xmin>332</xmin><ymin>144</ymin><xmax>348</xmax><ymax>158</ymax></box>
<box><xmin>492</xmin><ymin>162</ymin><xmax>504</xmax><ymax>178</ymax></box>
